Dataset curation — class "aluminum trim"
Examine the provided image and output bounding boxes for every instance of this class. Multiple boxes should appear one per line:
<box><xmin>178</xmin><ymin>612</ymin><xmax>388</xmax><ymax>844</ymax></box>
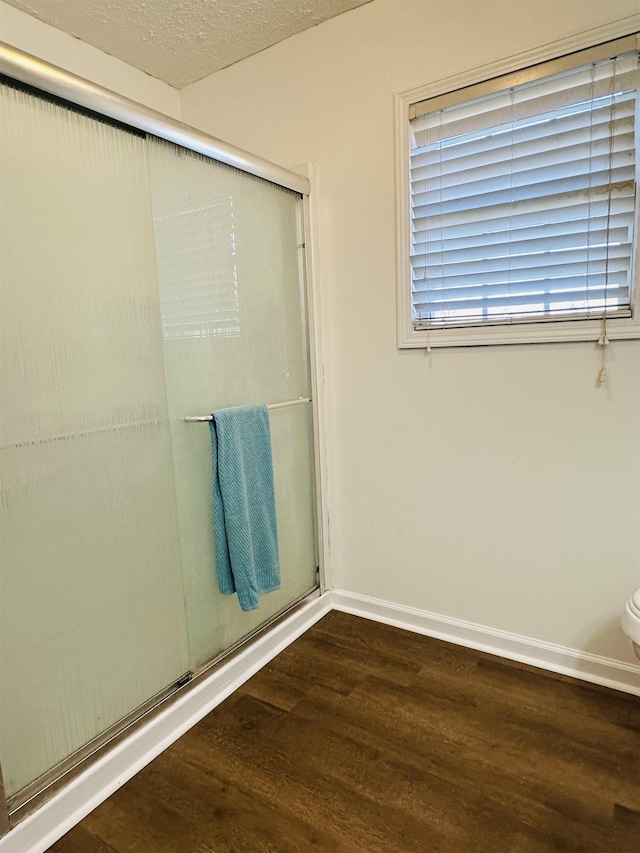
<box><xmin>0</xmin><ymin>42</ymin><xmax>310</xmax><ymax>196</ymax></box>
<box><xmin>6</xmin><ymin>676</ymin><xmax>190</xmax><ymax>818</ymax></box>
<box><xmin>0</xmin><ymin>767</ymin><xmax>9</xmax><ymax>840</ymax></box>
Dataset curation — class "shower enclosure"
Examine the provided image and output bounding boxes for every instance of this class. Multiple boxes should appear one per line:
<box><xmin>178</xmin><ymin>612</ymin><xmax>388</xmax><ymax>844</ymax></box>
<box><xmin>0</xmin><ymin>46</ymin><xmax>322</xmax><ymax>830</ymax></box>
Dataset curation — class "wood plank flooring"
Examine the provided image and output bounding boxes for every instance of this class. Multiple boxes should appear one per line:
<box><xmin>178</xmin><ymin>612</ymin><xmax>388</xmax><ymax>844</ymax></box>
<box><xmin>48</xmin><ymin>611</ymin><xmax>640</xmax><ymax>852</ymax></box>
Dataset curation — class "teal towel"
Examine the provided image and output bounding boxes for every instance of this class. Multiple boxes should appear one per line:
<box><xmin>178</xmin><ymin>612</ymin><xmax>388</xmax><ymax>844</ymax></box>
<box><xmin>209</xmin><ymin>405</ymin><xmax>280</xmax><ymax>611</ymax></box>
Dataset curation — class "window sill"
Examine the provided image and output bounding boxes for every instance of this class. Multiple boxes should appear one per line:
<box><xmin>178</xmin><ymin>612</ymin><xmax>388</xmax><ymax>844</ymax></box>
<box><xmin>398</xmin><ymin>314</ymin><xmax>640</xmax><ymax>348</ymax></box>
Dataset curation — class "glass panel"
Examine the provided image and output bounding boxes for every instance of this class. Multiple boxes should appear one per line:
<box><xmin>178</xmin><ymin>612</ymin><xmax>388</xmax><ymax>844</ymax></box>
<box><xmin>0</xmin><ymin>86</ymin><xmax>189</xmax><ymax>797</ymax></box>
<box><xmin>148</xmin><ymin>140</ymin><xmax>317</xmax><ymax>669</ymax></box>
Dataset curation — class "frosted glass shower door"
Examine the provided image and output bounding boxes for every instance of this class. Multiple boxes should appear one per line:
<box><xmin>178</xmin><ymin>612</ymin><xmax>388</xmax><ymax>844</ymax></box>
<box><xmin>0</xmin><ymin>86</ymin><xmax>189</xmax><ymax>798</ymax></box>
<box><xmin>149</xmin><ymin>140</ymin><xmax>318</xmax><ymax>669</ymax></box>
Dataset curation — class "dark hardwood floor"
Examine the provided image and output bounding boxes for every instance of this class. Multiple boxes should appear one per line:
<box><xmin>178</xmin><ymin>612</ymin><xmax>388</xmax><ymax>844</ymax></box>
<box><xmin>48</xmin><ymin>611</ymin><xmax>640</xmax><ymax>852</ymax></box>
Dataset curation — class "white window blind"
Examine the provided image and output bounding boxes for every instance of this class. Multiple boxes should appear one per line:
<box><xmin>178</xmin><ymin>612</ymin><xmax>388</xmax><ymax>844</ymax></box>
<box><xmin>409</xmin><ymin>45</ymin><xmax>640</xmax><ymax>330</ymax></box>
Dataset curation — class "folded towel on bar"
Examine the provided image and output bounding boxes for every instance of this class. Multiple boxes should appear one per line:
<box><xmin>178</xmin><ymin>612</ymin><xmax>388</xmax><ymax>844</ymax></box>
<box><xmin>209</xmin><ymin>404</ymin><xmax>280</xmax><ymax>611</ymax></box>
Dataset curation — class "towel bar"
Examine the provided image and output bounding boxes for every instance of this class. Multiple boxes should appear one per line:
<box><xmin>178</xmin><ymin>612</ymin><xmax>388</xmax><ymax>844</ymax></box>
<box><xmin>185</xmin><ymin>397</ymin><xmax>311</xmax><ymax>422</ymax></box>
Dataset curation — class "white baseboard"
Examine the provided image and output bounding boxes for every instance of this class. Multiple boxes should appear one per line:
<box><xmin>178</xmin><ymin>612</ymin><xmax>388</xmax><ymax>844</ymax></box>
<box><xmin>0</xmin><ymin>592</ymin><xmax>331</xmax><ymax>853</ymax></box>
<box><xmin>329</xmin><ymin>589</ymin><xmax>640</xmax><ymax>697</ymax></box>
<box><xmin>3</xmin><ymin>587</ymin><xmax>638</xmax><ymax>852</ymax></box>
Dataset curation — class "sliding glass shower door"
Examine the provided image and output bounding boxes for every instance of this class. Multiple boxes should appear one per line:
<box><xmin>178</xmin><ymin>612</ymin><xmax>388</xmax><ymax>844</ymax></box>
<box><xmin>148</xmin><ymin>140</ymin><xmax>318</xmax><ymax>668</ymax></box>
<box><xmin>0</xmin><ymin>84</ymin><xmax>190</xmax><ymax>799</ymax></box>
<box><xmin>0</xmin><ymin>80</ymin><xmax>318</xmax><ymax>809</ymax></box>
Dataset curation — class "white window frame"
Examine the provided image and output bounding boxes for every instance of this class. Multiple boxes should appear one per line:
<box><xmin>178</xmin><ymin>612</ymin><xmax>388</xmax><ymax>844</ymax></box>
<box><xmin>395</xmin><ymin>26</ymin><xmax>640</xmax><ymax>348</ymax></box>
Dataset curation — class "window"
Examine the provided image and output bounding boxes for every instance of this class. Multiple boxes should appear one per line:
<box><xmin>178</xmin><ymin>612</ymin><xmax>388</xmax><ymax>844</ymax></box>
<box><xmin>396</xmin><ymin>34</ymin><xmax>640</xmax><ymax>347</ymax></box>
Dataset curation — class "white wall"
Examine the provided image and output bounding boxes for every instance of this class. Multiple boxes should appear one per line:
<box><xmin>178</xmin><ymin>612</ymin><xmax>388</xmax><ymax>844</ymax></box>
<box><xmin>181</xmin><ymin>0</ymin><xmax>640</xmax><ymax>664</ymax></box>
<box><xmin>0</xmin><ymin>1</ymin><xmax>181</xmax><ymax>117</ymax></box>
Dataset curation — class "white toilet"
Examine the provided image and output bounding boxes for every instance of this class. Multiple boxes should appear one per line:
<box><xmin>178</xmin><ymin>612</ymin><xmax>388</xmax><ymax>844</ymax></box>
<box><xmin>621</xmin><ymin>588</ymin><xmax>640</xmax><ymax>661</ymax></box>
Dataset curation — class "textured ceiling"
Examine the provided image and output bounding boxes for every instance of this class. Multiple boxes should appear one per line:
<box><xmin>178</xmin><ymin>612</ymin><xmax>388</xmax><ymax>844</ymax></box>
<box><xmin>4</xmin><ymin>0</ymin><xmax>373</xmax><ymax>88</ymax></box>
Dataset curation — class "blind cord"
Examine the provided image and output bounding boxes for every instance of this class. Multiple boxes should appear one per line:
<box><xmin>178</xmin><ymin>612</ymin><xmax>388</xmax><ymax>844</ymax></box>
<box><xmin>597</xmin><ymin>61</ymin><xmax>619</xmax><ymax>387</ymax></box>
<box><xmin>597</xmin><ymin>316</ymin><xmax>609</xmax><ymax>384</ymax></box>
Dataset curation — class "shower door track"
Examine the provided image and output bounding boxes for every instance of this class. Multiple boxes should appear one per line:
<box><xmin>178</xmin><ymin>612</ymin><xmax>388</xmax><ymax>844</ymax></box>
<box><xmin>0</xmin><ymin>43</ymin><xmax>309</xmax><ymax>197</ymax></box>
<box><xmin>8</xmin><ymin>583</ymin><xmax>321</xmax><ymax>828</ymax></box>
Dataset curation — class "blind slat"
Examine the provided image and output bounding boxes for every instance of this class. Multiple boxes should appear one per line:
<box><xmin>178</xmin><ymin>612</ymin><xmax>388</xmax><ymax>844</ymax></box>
<box><xmin>415</xmin><ymin>305</ymin><xmax>633</xmax><ymax>326</ymax></box>
<box><xmin>412</xmin><ymin>163</ymin><xmax>634</xmax><ymax>215</ymax></box>
<box><xmin>411</xmin><ymin>224</ymin><xmax>631</xmax><ymax>264</ymax></box>
<box><xmin>413</xmin><ymin>274</ymin><xmax>630</xmax><ymax>303</ymax></box>
<box><xmin>410</xmin><ymin>98</ymin><xmax>635</xmax><ymax>166</ymax></box>
<box><xmin>414</xmin><ymin>285</ymin><xmax>630</xmax><ymax>314</ymax></box>
<box><xmin>413</xmin><ymin>264</ymin><xmax>630</xmax><ymax>294</ymax></box>
<box><xmin>414</xmin><ymin>72</ymin><xmax>639</xmax><ymax>144</ymax></box>
<box><xmin>412</xmin><ymin>191</ymin><xmax>635</xmax><ymax>237</ymax></box>
<box><xmin>410</xmin><ymin>129</ymin><xmax>634</xmax><ymax>190</ymax></box>
<box><xmin>413</xmin><ymin>242</ymin><xmax>632</xmax><ymax>277</ymax></box>
<box><xmin>413</xmin><ymin>111</ymin><xmax>635</xmax><ymax>172</ymax></box>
